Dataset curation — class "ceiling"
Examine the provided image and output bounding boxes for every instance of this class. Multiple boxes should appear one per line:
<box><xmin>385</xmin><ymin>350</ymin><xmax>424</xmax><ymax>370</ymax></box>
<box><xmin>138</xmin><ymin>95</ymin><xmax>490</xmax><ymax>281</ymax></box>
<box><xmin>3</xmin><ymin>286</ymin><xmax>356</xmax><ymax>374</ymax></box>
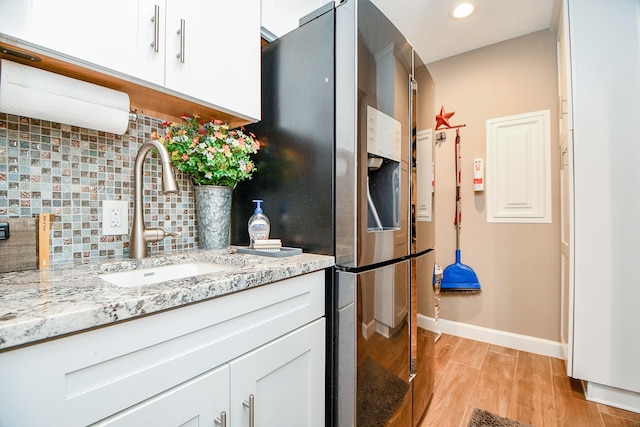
<box><xmin>370</xmin><ymin>0</ymin><xmax>558</xmax><ymax>64</ymax></box>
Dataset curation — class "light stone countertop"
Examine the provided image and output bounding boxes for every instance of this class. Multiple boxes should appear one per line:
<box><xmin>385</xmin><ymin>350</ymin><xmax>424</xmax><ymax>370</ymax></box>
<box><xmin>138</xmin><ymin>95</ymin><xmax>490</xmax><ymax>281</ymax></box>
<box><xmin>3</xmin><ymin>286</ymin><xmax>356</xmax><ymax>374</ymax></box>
<box><xmin>0</xmin><ymin>248</ymin><xmax>334</xmax><ymax>351</ymax></box>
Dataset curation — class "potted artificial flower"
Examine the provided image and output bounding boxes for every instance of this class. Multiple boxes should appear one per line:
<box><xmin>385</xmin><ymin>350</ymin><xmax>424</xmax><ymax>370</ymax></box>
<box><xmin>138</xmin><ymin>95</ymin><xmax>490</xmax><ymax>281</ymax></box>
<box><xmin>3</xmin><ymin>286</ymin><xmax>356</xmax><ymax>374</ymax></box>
<box><xmin>154</xmin><ymin>114</ymin><xmax>261</xmax><ymax>249</ymax></box>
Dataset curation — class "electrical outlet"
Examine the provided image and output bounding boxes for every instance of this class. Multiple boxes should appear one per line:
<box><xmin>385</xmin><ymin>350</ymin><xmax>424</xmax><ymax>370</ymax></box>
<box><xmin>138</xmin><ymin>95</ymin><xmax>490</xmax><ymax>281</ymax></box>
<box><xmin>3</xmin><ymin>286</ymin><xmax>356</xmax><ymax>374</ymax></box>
<box><xmin>110</xmin><ymin>208</ymin><xmax>121</xmax><ymax>227</ymax></box>
<box><xmin>102</xmin><ymin>200</ymin><xmax>128</xmax><ymax>235</ymax></box>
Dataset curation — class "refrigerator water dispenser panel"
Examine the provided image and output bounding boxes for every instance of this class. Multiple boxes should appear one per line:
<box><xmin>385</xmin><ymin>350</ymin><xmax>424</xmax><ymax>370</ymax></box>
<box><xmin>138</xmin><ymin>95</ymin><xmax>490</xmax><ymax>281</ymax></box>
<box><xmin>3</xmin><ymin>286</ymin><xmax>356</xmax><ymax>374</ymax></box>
<box><xmin>366</xmin><ymin>106</ymin><xmax>401</xmax><ymax>161</ymax></box>
<box><xmin>366</xmin><ymin>106</ymin><xmax>402</xmax><ymax>232</ymax></box>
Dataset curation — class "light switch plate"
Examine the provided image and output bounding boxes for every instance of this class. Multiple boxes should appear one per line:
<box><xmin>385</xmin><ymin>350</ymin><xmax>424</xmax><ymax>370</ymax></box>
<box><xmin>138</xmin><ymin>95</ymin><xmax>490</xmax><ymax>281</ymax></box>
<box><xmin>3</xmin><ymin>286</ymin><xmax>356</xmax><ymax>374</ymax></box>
<box><xmin>102</xmin><ymin>200</ymin><xmax>129</xmax><ymax>235</ymax></box>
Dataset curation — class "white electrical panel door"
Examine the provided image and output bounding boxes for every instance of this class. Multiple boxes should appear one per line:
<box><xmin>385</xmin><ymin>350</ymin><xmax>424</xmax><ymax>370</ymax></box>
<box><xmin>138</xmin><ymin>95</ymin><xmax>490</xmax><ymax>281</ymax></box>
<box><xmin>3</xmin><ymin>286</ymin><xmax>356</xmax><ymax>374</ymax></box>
<box><xmin>486</xmin><ymin>110</ymin><xmax>551</xmax><ymax>223</ymax></box>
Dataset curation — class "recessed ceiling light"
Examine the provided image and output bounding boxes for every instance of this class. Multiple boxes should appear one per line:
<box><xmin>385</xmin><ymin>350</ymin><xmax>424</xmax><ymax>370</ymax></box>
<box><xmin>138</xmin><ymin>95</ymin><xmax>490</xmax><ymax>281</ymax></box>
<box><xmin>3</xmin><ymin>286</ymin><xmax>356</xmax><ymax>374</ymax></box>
<box><xmin>451</xmin><ymin>2</ymin><xmax>475</xmax><ymax>19</ymax></box>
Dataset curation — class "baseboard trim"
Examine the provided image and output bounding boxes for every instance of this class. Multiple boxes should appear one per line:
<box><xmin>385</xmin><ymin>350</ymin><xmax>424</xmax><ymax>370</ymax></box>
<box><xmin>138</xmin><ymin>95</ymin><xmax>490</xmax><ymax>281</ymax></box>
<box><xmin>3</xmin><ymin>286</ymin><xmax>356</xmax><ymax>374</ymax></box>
<box><xmin>585</xmin><ymin>381</ymin><xmax>640</xmax><ymax>414</ymax></box>
<box><xmin>418</xmin><ymin>314</ymin><xmax>564</xmax><ymax>359</ymax></box>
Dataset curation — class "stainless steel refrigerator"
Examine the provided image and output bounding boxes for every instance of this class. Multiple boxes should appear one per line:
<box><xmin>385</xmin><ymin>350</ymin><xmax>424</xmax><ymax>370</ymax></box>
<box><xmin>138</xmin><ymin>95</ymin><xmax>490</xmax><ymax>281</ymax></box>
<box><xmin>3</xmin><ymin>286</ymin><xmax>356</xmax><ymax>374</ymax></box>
<box><xmin>231</xmin><ymin>1</ymin><xmax>436</xmax><ymax>425</ymax></box>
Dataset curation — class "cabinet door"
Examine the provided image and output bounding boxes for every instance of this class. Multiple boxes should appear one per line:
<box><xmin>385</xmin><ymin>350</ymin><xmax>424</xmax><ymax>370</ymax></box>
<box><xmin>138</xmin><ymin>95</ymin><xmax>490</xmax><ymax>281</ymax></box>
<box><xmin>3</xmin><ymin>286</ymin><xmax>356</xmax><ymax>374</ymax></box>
<box><xmin>165</xmin><ymin>0</ymin><xmax>261</xmax><ymax>121</ymax></box>
<box><xmin>0</xmin><ymin>0</ymin><xmax>165</xmax><ymax>85</ymax></box>
<box><xmin>229</xmin><ymin>319</ymin><xmax>325</xmax><ymax>427</ymax></box>
<box><xmin>92</xmin><ymin>364</ymin><xmax>229</xmax><ymax>427</ymax></box>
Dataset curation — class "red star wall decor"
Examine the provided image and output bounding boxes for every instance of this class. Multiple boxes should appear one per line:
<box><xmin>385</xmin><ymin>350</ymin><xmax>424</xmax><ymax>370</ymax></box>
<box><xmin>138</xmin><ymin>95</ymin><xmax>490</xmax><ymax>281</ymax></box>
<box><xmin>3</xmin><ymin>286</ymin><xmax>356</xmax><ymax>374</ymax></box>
<box><xmin>435</xmin><ymin>106</ymin><xmax>454</xmax><ymax>129</ymax></box>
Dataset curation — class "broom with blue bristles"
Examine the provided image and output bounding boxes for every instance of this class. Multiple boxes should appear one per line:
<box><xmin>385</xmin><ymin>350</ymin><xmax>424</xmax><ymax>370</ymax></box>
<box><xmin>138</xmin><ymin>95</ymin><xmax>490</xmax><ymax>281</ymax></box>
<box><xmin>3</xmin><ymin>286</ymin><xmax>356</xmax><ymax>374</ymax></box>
<box><xmin>441</xmin><ymin>128</ymin><xmax>481</xmax><ymax>291</ymax></box>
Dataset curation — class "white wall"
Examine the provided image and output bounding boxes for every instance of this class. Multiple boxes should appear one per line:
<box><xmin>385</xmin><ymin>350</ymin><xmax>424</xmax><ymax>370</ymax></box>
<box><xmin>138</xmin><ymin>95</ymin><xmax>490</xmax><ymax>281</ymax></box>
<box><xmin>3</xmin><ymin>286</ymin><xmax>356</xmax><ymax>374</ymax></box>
<box><xmin>425</xmin><ymin>30</ymin><xmax>561</xmax><ymax>342</ymax></box>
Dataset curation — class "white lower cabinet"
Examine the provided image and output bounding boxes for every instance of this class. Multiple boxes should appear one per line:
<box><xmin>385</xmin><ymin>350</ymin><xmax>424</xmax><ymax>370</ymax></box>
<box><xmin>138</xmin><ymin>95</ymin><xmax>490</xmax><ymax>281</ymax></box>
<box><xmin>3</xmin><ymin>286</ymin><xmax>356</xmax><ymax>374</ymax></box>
<box><xmin>94</xmin><ymin>320</ymin><xmax>325</xmax><ymax>427</ymax></box>
<box><xmin>94</xmin><ymin>365</ymin><xmax>230</xmax><ymax>427</ymax></box>
<box><xmin>0</xmin><ymin>271</ymin><xmax>325</xmax><ymax>427</ymax></box>
<box><xmin>229</xmin><ymin>319</ymin><xmax>325</xmax><ymax>427</ymax></box>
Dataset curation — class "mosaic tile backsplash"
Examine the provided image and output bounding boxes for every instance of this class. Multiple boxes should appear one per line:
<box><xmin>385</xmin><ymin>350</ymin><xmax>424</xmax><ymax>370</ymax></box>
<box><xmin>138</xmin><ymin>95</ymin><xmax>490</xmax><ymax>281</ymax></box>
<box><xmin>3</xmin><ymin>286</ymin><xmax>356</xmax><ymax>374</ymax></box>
<box><xmin>0</xmin><ymin>112</ymin><xmax>200</xmax><ymax>263</ymax></box>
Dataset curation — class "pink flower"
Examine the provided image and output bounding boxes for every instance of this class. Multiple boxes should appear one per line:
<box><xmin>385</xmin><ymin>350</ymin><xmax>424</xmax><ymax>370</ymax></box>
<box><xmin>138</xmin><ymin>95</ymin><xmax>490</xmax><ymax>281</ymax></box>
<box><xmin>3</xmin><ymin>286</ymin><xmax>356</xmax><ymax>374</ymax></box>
<box><xmin>162</xmin><ymin>114</ymin><xmax>260</xmax><ymax>185</ymax></box>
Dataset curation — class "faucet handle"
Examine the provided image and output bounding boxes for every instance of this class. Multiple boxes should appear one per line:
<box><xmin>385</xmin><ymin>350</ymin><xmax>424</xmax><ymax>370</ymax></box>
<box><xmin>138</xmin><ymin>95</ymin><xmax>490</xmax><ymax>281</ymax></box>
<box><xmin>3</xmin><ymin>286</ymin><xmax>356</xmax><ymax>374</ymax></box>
<box><xmin>165</xmin><ymin>230</ymin><xmax>182</xmax><ymax>239</ymax></box>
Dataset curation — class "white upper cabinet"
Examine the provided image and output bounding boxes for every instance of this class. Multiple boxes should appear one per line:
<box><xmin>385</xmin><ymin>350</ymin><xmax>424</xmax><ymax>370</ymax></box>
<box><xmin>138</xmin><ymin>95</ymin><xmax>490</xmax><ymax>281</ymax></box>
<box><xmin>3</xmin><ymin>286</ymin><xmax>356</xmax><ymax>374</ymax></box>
<box><xmin>0</xmin><ymin>0</ymin><xmax>165</xmax><ymax>85</ymax></box>
<box><xmin>165</xmin><ymin>0</ymin><xmax>261</xmax><ymax>120</ymax></box>
<box><xmin>0</xmin><ymin>0</ymin><xmax>260</xmax><ymax>121</ymax></box>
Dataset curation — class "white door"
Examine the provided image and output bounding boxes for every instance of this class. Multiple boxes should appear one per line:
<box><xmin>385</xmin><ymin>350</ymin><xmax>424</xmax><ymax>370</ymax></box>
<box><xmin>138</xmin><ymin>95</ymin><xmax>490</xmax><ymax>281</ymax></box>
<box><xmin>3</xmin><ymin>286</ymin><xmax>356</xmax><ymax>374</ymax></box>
<box><xmin>228</xmin><ymin>319</ymin><xmax>325</xmax><ymax>427</ymax></box>
<box><xmin>557</xmin><ymin>0</ymin><xmax>574</xmax><ymax>375</ymax></box>
<box><xmin>559</xmin><ymin>130</ymin><xmax>573</xmax><ymax>371</ymax></box>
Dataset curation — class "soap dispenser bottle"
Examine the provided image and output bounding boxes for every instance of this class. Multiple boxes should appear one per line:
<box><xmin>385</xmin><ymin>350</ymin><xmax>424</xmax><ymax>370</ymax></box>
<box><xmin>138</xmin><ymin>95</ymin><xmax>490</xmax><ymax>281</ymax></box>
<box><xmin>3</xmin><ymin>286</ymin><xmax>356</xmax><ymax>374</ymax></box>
<box><xmin>248</xmin><ymin>199</ymin><xmax>270</xmax><ymax>247</ymax></box>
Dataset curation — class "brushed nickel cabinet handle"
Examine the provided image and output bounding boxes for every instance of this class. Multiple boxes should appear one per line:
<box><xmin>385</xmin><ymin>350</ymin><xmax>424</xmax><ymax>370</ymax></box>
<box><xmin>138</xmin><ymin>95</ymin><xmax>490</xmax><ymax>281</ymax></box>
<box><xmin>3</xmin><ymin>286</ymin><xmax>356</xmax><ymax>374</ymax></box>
<box><xmin>176</xmin><ymin>19</ymin><xmax>185</xmax><ymax>63</ymax></box>
<box><xmin>214</xmin><ymin>411</ymin><xmax>227</xmax><ymax>427</ymax></box>
<box><xmin>150</xmin><ymin>4</ymin><xmax>160</xmax><ymax>52</ymax></box>
<box><xmin>242</xmin><ymin>394</ymin><xmax>255</xmax><ymax>427</ymax></box>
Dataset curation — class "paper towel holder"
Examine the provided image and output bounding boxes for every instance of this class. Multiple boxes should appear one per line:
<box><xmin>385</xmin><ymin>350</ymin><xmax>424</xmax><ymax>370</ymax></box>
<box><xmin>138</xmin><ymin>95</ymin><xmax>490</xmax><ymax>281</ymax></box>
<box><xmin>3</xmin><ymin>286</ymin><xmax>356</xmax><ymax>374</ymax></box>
<box><xmin>0</xmin><ymin>55</ymin><xmax>138</xmax><ymax>125</ymax></box>
<box><xmin>0</xmin><ymin>46</ymin><xmax>41</xmax><ymax>63</ymax></box>
<box><xmin>0</xmin><ymin>59</ymin><xmax>132</xmax><ymax>134</ymax></box>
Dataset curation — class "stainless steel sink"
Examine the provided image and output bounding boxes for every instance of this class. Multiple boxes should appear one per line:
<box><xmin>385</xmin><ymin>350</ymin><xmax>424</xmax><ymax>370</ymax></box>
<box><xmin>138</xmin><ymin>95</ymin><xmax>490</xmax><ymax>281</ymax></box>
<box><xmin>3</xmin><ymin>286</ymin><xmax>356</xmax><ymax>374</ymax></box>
<box><xmin>100</xmin><ymin>262</ymin><xmax>233</xmax><ymax>287</ymax></box>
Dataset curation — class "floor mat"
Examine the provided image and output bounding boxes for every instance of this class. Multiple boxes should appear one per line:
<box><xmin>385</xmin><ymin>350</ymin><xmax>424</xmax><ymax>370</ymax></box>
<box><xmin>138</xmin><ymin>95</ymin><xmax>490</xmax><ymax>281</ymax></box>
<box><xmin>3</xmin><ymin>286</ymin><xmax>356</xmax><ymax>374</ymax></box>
<box><xmin>467</xmin><ymin>408</ymin><xmax>534</xmax><ymax>427</ymax></box>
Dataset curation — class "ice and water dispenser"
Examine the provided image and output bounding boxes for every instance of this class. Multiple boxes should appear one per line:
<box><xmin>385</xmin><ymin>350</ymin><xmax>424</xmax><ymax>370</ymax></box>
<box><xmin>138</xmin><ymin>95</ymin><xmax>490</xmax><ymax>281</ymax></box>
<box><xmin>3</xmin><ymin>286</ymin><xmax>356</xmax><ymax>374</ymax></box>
<box><xmin>366</xmin><ymin>106</ymin><xmax>402</xmax><ymax>232</ymax></box>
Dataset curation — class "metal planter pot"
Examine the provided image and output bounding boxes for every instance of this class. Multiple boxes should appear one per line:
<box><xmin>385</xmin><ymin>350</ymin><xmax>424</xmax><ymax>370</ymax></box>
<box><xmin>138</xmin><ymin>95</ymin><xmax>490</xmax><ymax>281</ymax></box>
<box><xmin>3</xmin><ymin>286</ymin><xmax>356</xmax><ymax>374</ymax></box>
<box><xmin>193</xmin><ymin>185</ymin><xmax>233</xmax><ymax>250</ymax></box>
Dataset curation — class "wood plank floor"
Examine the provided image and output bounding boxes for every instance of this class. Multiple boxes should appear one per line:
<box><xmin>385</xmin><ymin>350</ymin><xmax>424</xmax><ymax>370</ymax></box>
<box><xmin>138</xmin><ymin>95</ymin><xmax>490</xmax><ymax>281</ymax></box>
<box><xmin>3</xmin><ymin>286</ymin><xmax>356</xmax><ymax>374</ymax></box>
<box><xmin>419</xmin><ymin>334</ymin><xmax>640</xmax><ymax>427</ymax></box>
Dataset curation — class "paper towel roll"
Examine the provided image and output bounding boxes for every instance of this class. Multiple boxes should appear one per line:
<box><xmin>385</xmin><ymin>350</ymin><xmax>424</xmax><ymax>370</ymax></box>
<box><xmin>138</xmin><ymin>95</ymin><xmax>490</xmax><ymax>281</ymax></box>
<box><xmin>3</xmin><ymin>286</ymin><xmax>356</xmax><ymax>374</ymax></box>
<box><xmin>0</xmin><ymin>59</ymin><xmax>131</xmax><ymax>135</ymax></box>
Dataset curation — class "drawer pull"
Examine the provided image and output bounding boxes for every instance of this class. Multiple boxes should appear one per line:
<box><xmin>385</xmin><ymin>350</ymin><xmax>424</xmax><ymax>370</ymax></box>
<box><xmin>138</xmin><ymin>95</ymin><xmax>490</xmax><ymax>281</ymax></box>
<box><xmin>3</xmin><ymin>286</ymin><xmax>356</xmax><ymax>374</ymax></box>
<box><xmin>242</xmin><ymin>394</ymin><xmax>255</xmax><ymax>427</ymax></box>
<box><xmin>150</xmin><ymin>4</ymin><xmax>160</xmax><ymax>52</ymax></box>
<box><xmin>214</xmin><ymin>410</ymin><xmax>227</xmax><ymax>427</ymax></box>
<box><xmin>176</xmin><ymin>19</ymin><xmax>185</xmax><ymax>63</ymax></box>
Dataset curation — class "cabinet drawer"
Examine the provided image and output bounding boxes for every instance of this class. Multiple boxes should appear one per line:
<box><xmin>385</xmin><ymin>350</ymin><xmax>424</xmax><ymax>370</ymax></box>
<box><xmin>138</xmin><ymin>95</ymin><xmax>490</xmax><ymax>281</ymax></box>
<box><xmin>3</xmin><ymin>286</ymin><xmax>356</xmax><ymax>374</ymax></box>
<box><xmin>0</xmin><ymin>270</ymin><xmax>325</xmax><ymax>427</ymax></box>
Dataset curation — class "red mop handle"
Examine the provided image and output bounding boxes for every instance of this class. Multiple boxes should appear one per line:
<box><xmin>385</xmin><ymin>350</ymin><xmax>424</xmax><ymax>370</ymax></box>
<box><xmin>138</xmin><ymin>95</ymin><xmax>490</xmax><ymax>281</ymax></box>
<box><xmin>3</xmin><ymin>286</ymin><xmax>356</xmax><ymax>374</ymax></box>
<box><xmin>456</xmin><ymin>129</ymin><xmax>462</xmax><ymax>189</ymax></box>
<box><xmin>454</xmin><ymin>129</ymin><xmax>462</xmax><ymax>227</ymax></box>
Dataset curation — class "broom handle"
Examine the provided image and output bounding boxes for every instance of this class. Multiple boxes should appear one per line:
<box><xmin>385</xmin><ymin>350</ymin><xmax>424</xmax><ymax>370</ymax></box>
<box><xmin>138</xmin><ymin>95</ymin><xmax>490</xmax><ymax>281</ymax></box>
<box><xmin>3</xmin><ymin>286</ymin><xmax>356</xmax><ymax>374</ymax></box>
<box><xmin>455</xmin><ymin>129</ymin><xmax>462</xmax><ymax>251</ymax></box>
